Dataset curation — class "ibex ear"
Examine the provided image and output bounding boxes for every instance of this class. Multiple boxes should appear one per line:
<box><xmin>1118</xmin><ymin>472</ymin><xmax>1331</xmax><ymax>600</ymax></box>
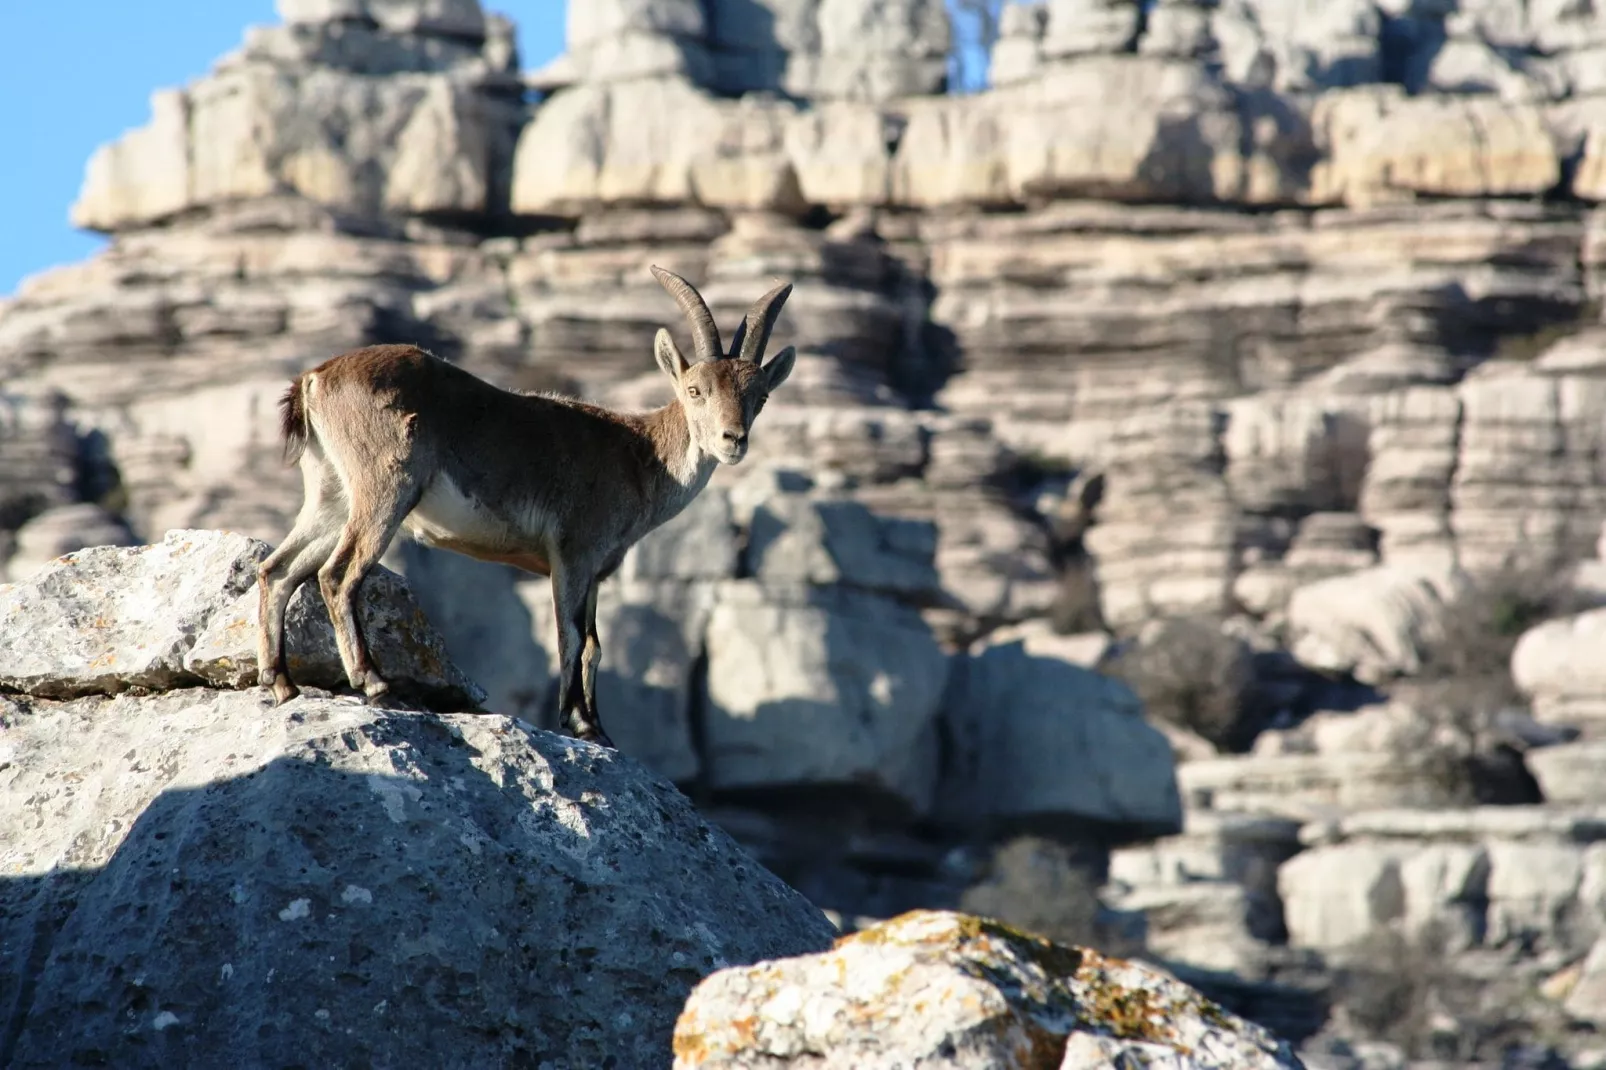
<box><xmin>761</xmin><ymin>345</ymin><xmax>796</xmax><ymax>392</ymax></box>
<box><xmin>655</xmin><ymin>328</ymin><xmax>690</xmax><ymax>382</ymax></box>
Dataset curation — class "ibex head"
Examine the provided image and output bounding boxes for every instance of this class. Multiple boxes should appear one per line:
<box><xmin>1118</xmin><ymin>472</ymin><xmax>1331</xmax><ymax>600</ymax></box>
<box><xmin>650</xmin><ymin>265</ymin><xmax>797</xmax><ymax>466</ymax></box>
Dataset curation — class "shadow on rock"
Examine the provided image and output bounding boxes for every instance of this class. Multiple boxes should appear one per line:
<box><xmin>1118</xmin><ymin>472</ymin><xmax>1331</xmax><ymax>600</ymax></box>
<box><xmin>1</xmin><ymin>702</ymin><xmax>836</xmax><ymax>1069</ymax></box>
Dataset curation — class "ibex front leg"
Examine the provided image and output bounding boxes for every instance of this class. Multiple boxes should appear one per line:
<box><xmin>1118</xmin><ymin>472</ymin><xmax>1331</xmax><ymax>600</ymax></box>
<box><xmin>550</xmin><ymin>560</ymin><xmax>614</xmax><ymax>748</ymax></box>
<box><xmin>580</xmin><ymin>584</ymin><xmax>602</xmax><ymax>724</ymax></box>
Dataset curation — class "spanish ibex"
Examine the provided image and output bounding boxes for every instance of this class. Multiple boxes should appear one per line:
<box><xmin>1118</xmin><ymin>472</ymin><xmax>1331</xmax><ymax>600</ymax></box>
<box><xmin>255</xmin><ymin>266</ymin><xmax>797</xmax><ymax>747</ymax></box>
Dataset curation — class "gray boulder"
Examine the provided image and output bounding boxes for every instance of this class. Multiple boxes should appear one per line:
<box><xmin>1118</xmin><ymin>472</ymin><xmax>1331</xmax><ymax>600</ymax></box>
<box><xmin>0</xmin><ymin>689</ymin><xmax>838</xmax><ymax>1068</ymax></box>
<box><xmin>940</xmin><ymin>637</ymin><xmax>1183</xmax><ymax>837</ymax></box>
<box><xmin>0</xmin><ymin>528</ymin><xmax>484</xmax><ymax>710</ymax></box>
<box><xmin>702</xmin><ymin>581</ymin><xmax>948</xmax><ymax>813</ymax></box>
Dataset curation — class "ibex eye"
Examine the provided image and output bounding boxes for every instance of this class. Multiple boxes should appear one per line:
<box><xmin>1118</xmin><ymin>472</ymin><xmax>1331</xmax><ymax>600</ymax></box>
<box><xmin>686</xmin><ymin>386</ymin><xmax>701</xmax><ymax>398</ymax></box>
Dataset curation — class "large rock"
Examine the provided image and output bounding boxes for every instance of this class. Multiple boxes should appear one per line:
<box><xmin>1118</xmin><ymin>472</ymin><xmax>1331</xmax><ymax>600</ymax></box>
<box><xmin>940</xmin><ymin>637</ymin><xmax>1183</xmax><ymax>837</ymax></box>
<box><xmin>72</xmin><ymin>0</ymin><xmax>519</xmax><ymax>231</ymax></box>
<box><xmin>0</xmin><ymin>528</ymin><xmax>484</xmax><ymax>710</ymax></box>
<box><xmin>1450</xmin><ymin>366</ymin><xmax>1606</xmax><ymax>574</ymax></box>
<box><xmin>1285</xmin><ymin>561</ymin><xmax>1470</xmax><ymax>684</ymax></box>
<box><xmin>0</xmin><ymin>689</ymin><xmax>838</xmax><ymax>1067</ymax></box>
<box><xmin>1105</xmin><ymin>811</ymin><xmax>1303</xmax><ymax>974</ymax></box>
<box><xmin>1567</xmin><ymin>937</ymin><xmax>1606</xmax><ymax>1027</ymax></box>
<box><xmin>672</xmin><ymin>909</ymin><xmax>1306</xmax><ymax>1069</ymax></box>
<box><xmin>702</xmin><ymin>581</ymin><xmax>947</xmax><ymax>812</ymax></box>
<box><xmin>1309</xmin><ymin>88</ymin><xmax>1560</xmax><ymax>208</ymax></box>
<box><xmin>708</xmin><ymin>0</ymin><xmax>951</xmax><ymax>102</ymax></box>
<box><xmin>1527</xmin><ymin>739</ymin><xmax>1606</xmax><ymax>804</ymax></box>
<box><xmin>1279</xmin><ymin>807</ymin><xmax>1606</xmax><ymax>954</ymax></box>
<box><xmin>1512</xmin><ymin>608</ymin><xmax>1606</xmax><ymax>730</ymax></box>
<box><xmin>890</xmin><ymin>55</ymin><xmax>1301</xmax><ymax>209</ymax></box>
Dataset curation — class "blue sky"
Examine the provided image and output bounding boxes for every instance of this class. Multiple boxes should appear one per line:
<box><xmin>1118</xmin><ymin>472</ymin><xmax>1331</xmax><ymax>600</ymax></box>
<box><xmin>0</xmin><ymin>2</ymin><xmax>565</xmax><ymax>297</ymax></box>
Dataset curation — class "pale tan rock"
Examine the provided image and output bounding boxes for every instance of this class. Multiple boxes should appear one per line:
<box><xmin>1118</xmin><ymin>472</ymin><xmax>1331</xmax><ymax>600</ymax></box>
<box><xmin>1279</xmin><ymin>840</ymin><xmax>1490</xmax><ymax>950</ymax></box>
<box><xmin>1178</xmin><ymin>750</ymin><xmax>1471</xmax><ymax>820</ymax></box>
<box><xmin>672</xmin><ymin>910</ymin><xmax>1303</xmax><ymax>1069</ymax></box>
<box><xmin>1286</xmin><ymin>561</ymin><xmax>1469</xmax><ymax>684</ymax></box>
<box><xmin>1581</xmin><ymin>118</ymin><xmax>1606</xmax><ymax>203</ymax></box>
<box><xmin>1042</xmin><ymin>0</ymin><xmax>1141</xmax><ymax>58</ymax></box>
<box><xmin>74</xmin><ymin>32</ymin><xmax>513</xmax><ymax>231</ymax></box>
<box><xmin>784</xmin><ymin>103</ymin><xmax>892</xmax><ymax>206</ymax></box>
<box><xmin>383</xmin><ymin>80</ymin><xmax>490</xmax><ymax>214</ymax></box>
<box><xmin>990</xmin><ymin>2</ymin><xmax>1048</xmax><ymax>86</ymax></box>
<box><xmin>0</xmin><ymin>529</ymin><xmax>483</xmax><ymax>709</ymax></box>
<box><xmin>511</xmin><ymin>79</ymin><xmax>721</xmax><ymax>213</ymax></box>
<box><xmin>890</xmin><ymin>94</ymin><xmax>1014</xmax><ymax>208</ymax></box>
<box><xmin>72</xmin><ymin>89</ymin><xmax>191</xmax><ymax>232</ymax></box>
<box><xmin>1220</xmin><ymin>0</ymin><xmax>1382</xmax><ymax>94</ymax></box>
<box><xmin>1310</xmin><ymin>88</ymin><xmax>1560</xmax><ymax>208</ymax></box>
<box><xmin>1513</xmin><ymin>608</ymin><xmax>1606</xmax><ymax>729</ymax></box>
<box><xmin>940</xmin><ymin>634</ymin><xmax>1182</xmax><ymax>833</ymax></box>
<box><xmin>1282</xmin><ymin>806</ymin><xmax>1606</xmax><ymax>956</ymax></box>
<box><xmin>691</xmin><ymin>97</ymin><xmax>807</xmax><ymax>215</ymax></box>
<box><xmin>1528</xmin><ymin>740</ymin><xmax>1606</xmax><ymax>805</ymax></box>
<box><xmin>702</xmin><ymin>581</ymin><xmax>947</xmax><ymax>812</ymax></box>
<box><xmin>277</xmin><ymin>0</ymin><xmax>488</xmax><ymax>37</ymax></box>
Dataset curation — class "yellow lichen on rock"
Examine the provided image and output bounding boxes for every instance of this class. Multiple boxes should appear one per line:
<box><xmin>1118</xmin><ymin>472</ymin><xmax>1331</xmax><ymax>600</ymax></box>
<box><xmin>673</xmin><ymin>909</ymin><xmax>1304</xmax><ymax>1068</ymax></box>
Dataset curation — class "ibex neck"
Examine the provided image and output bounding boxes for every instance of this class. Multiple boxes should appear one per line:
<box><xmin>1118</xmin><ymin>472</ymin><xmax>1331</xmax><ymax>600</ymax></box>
<box><xmin>648</xmin><ymin>400</ymin><xmax>717</xmax><ymax>498</ymax></box>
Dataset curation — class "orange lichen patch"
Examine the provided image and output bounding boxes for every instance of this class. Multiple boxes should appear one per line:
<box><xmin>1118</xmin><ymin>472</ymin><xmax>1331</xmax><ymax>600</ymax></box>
<box><xmin>670</xmin><ymin>1007</ymin><xmax>718</xmax><ymax>1066</ymax></box>
<box><xmin>728</xmin><ymin>1015</ymin><xmax>759</xmax><ymax>1046</ymax></box>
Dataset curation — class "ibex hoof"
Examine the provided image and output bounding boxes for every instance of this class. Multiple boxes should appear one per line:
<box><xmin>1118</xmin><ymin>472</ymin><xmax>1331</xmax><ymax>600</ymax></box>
<box><xmin>361</xmin><ymin>676</ymin><xmax>392</xmax><ymax>702</ymax></box>
<box><xmin>572</xmin><ymin>723</ymin><xmax>616</xmax><ymax>750</ymax></box>
<box><xmin>270</xmin><ymin>675</ymin><xmax>300</xmax><ymax>705</ymax></box>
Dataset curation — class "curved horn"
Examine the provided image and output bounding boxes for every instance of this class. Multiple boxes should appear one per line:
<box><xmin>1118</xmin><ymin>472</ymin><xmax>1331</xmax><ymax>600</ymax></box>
<box><xmin>731</xmin><ymin>279</ymin><xmax>794</xmax><ymax>364</ymax></box>
<box><xmin>650</xmin><ymin>265</ymin><xmax>722</xmax><ymax>364</ymax></box>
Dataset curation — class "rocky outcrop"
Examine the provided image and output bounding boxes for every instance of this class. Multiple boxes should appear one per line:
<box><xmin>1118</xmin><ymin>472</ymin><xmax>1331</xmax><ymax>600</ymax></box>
<box><xmin>539</xmin><ymin>0</ymin><xmax>950</xmax><ymax>102</ymax></box>
<box><xmin>73</xmin><ymin>0</ymin><xmax>523</xmax><ymax>232</ymax></box>
<box><xmin>0</xmin><ymin>529</ymin><xmax>483</xmax><ymax>709</ymax></box>
<box><xmin>1514</xmin><ymin>608</ymin><xmax>1606</xmax><ymax>732</ymax></box>
<box><xmin>1279</xmin><ymin>808</ymin><xmax>1606</xmax><ymax>955</ymax></box>
<box><xmin>0</xmin><ymin>529</ymin><xmax>839</xmax><ymax>1068</ymax></box>
<box><xmin>11</xmin><ymin>0</ymin><xmax>1606</xmax><ymax>1063</ymax></box>
<box><xmin>1107</xmin><ymin>812</ymin><xmax>1304</xmax><ymax>974</ymax></box>
<box><xmin>672</xmin><ymin>909</ymin><xmax>1306</xmax><ymax>1069</ymax></box>
<box><xmin>940</xmin><ymin>635</ymin><xmax>1183</xmax><ymax>836</ymax></box>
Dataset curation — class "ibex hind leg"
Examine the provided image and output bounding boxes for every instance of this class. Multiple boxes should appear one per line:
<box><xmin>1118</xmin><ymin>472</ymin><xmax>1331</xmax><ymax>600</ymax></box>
<box><xmin>318</xmin><ymin>474</ymin><xmax>423</xmax><ymax>703</ymax></box>
<box><xmin>257</xmin><ymin>452</ymin><xmax>345</xmax><ymax>705</ymax></box>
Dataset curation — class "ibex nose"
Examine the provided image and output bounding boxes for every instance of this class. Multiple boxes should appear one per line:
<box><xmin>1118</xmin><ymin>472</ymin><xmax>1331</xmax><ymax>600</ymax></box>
<box><xmin>722</xmin><ymin>429</ymin><xmax>747</xmax><ymax>447</ymax></box>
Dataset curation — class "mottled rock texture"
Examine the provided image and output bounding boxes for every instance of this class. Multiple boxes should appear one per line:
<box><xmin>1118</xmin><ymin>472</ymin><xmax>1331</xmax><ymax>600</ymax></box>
<box><xmin>9</xmin><ymin>0</ymin><xmax>1606</xmax><ymax>1063</ymax></box>
<box><xmin>0</xmin><ymin>528</ymin><xmax>483</xmax><ymax>710</ymax></box>
<box><xmin>0</xmin><ymin>523</ymin><xmax>838</xmax><ymax>1068</ymax></box>
<box><xmin>672</xmin><ymin>909</ymin><xmax>1305</xmax><ymax>1069</ymax></box>
<box><xmin>0</xmin><ymin>691</ymin><xmax>838</xmax><ymax>1069</ymax></box>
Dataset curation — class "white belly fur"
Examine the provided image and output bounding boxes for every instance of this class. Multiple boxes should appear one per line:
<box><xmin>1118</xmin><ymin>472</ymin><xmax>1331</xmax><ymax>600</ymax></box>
<box><xmin>404</xmin><ymin>474</ymin><xmax>539</xmax><ymax>552</ymax></box>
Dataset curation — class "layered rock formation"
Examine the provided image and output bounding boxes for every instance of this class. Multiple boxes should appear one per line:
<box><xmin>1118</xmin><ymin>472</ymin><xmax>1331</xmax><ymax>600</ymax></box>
<box><xmin>8</xmin><ymin>0</ymin><xmax>1606</xmax><ymax>1065</ymax></box>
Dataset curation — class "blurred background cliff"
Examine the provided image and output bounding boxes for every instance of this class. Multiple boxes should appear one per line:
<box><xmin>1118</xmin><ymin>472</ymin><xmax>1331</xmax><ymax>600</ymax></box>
<box><xmin>5</xmin><ymin>1</ymin><xmax>1606</xmax><ymax>1065</ymax></box>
